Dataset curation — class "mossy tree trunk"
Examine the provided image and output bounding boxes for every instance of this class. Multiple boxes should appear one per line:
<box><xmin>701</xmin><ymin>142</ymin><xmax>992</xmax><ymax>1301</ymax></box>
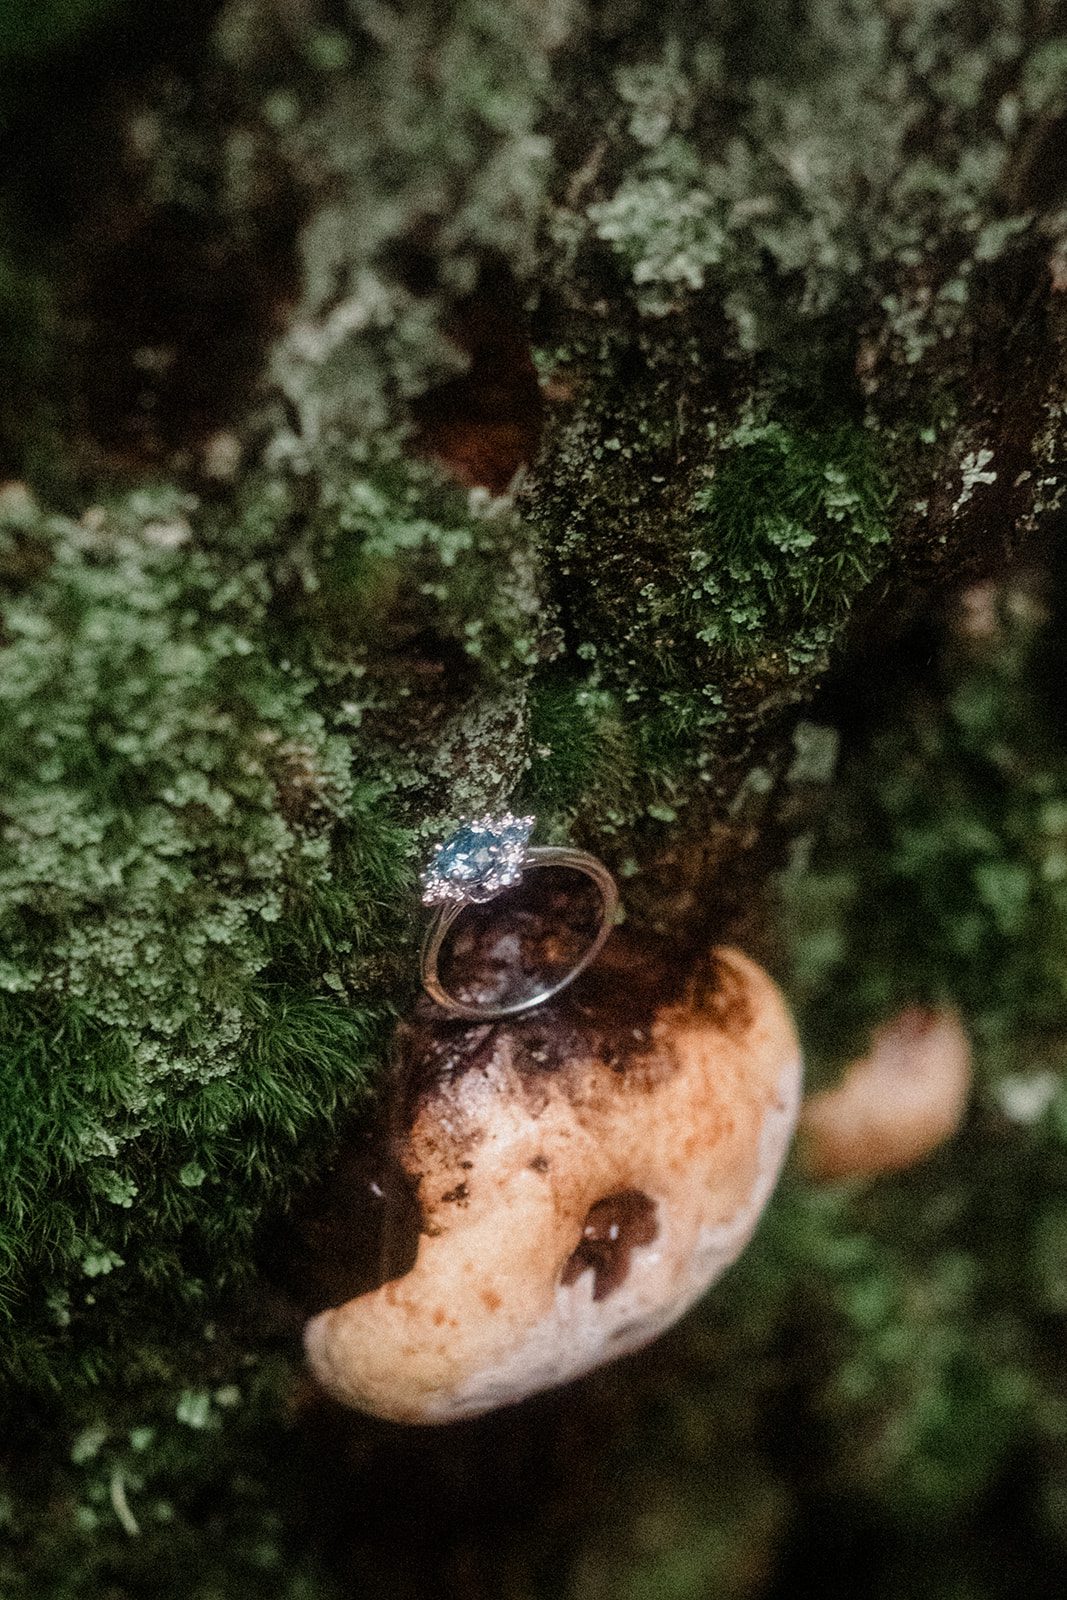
<box><xmin>2</xmin><ymin>1</ymin><xmax>1067</xmax><ymax>1595</ymax></box>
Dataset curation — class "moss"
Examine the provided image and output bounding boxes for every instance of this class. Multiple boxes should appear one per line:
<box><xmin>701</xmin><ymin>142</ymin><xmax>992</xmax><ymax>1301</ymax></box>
<box><xmin>531</xmin><ymin>0</ymin><xmax>1066</xmax><ymax>779</ymax></box>
<box><xmin>520</xmin><ymin>674</ymin><xmax>652</xmax><ymax>837</ymax></box>
<box><xmin>1</xmin><ymin>1354</ymin><xmax>343</xmax><ymax>1599</ymax></box>
<box><xmin>687</xmin><ymin>419</ymin><xmax>892</xmax><ymax>665</ymax></box>
<box><xmin>0</xmin><ymin>365</ymin><xmax>553</xmax><ymax>1390</ymax></box>
<box><xmin>293</xmin><ymin>458</ymin><xmax>542</xmax><ymax>689</ymax></box>
<box><xmin>529</xmin><ymin>376</ymin><xmax>893</xmax><ymax>846</ymax></box>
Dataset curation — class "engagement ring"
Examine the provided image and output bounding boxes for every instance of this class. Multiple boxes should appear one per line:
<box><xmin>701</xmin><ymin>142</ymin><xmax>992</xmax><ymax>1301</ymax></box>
<box><xmin>419</xmin><ymin>813</ymin><xmax>618</xmax><ymax>1020</ymax></box>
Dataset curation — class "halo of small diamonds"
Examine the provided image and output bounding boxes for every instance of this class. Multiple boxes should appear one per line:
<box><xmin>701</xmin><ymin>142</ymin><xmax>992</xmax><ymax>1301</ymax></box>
<box><xmin>420</xmin><ymin>813</ymin><xmax>535</xmax><ymax>906</ymax></box>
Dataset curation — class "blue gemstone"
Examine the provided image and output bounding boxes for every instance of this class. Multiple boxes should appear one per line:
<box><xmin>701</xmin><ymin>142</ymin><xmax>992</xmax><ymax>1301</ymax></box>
<box><xmin>436</xmin><ymin>826</ymin><xmax>501</xmax><ymax>883</ymax></box>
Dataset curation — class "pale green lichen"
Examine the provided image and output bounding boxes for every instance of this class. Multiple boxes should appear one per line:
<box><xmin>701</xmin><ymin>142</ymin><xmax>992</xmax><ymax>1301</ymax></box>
<box><xmin>254</xmin><ymin>0</ymin><xmax>566</xmax><ymax>457</ymax></box>
<box><xmin>556</xmin><ymin>1</ymin><xmax>1048</xmax><ymax>361</ymax></box>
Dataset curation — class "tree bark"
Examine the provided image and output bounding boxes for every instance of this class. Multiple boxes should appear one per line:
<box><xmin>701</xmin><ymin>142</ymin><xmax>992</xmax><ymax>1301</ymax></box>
<box><xmin>2</xmin><ymin>0</ymin><xmax>1067</xmax><ymax>1593</ymax></box>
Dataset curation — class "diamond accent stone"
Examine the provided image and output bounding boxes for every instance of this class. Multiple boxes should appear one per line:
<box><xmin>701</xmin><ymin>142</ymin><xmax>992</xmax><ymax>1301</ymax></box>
<box><xmin>421</xmin><ymin>813</ymin><xmax>535</xmax><ymax>906</ymax></box>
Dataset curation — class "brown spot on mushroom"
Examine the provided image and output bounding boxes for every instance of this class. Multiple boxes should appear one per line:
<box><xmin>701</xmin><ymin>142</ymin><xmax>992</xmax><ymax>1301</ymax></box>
<box><xmin>529</xmin><ymin>1156</ymin><xmax>550</xmax><ymax>1174</ymax></box>
<box><xmin>560</xmin><ymin>1190</ymin><xmax>659</xmax><ymax>1301</ymax></box>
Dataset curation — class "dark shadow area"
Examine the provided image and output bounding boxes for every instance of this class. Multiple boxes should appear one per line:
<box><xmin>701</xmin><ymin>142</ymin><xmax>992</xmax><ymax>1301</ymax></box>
<box><xmin>411</xmin><ymin>258</ymin><xmax>544</xmax><ymax>494</ymax></box>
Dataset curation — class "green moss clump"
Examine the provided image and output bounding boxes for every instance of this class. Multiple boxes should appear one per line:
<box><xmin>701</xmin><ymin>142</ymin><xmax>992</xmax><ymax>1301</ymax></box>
<box><xmin>1</xmin><ymin>1353</ymin><xmax>343</xmax><ymax>1599</ymax></box>
<box><xmin>519</xmin><ymin>676</ymin><xmax>641</xmax><ymax>833</ymax></box>
<box><xmin>688</xmin><ymin>419</ymin><xmax>892</xmax><ymax>666</ymax></box>
<box><xmin>0</xmin><ymin>443</ymin><xmax>548</xmax><ymax>1582</ymax></box>
<box><xmin>296</xmin><ymin>460</ymin><xmax>541</xmax><ymax>686</ymax></box>
<box><xmin>528</xmin><ymin>387</ymin><xmax>892</xmax><ymax>849</ymax></box>
<box><xmin>0</xmin><ymin>394</ymin><xmax>551</xmax><ymax>1392</ymax></box>
<box><xmin>0</xmin><ymin>484</ymin><xmax>418</xmax><ymax>1383</ymax></box>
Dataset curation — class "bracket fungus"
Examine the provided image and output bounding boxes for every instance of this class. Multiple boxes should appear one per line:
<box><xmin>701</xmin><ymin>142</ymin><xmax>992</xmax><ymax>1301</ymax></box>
<box><xmin>304</xmin><ymin>938</ymin><xmax>802</xmax><ymax>1423</ymax></box>
<box><xmin>800</xmin><ymin>1005</ymin><xmax>972</xmax><ymax>1182</ymax></box>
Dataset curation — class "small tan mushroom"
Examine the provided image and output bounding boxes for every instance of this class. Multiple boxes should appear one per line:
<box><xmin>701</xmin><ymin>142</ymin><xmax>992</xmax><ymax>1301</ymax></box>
<box><xmin>304</xmin><ymin>943</ymin><xmax>801</xmax><ymax>1423</ymax></box>
<box><xmin>799</xmin><ymin>1005</ymin><xmax>972</xmax><ymax>1182</ymax></box>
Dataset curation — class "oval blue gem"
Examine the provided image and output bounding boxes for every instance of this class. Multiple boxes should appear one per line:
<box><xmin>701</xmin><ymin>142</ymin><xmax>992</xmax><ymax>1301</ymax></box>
<box><xmin>436</xmin><ymin>827</ymin><xmax>500</xmax><ymax>883</ymax></box>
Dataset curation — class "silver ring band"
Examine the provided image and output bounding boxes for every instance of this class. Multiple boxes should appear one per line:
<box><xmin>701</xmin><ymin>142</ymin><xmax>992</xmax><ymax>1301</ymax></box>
<box><xmin>420</xmin><ymin>845</ymin><xmax>618</xmax><ymax>1021</ymax></box>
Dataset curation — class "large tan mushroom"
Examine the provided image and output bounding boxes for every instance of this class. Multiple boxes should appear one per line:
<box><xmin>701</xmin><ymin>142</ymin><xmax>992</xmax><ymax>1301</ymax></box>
<box><xmin>304</xmin><ymin>941</ymin><xmax>802</xmax><ymax>1423</ymax></box>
